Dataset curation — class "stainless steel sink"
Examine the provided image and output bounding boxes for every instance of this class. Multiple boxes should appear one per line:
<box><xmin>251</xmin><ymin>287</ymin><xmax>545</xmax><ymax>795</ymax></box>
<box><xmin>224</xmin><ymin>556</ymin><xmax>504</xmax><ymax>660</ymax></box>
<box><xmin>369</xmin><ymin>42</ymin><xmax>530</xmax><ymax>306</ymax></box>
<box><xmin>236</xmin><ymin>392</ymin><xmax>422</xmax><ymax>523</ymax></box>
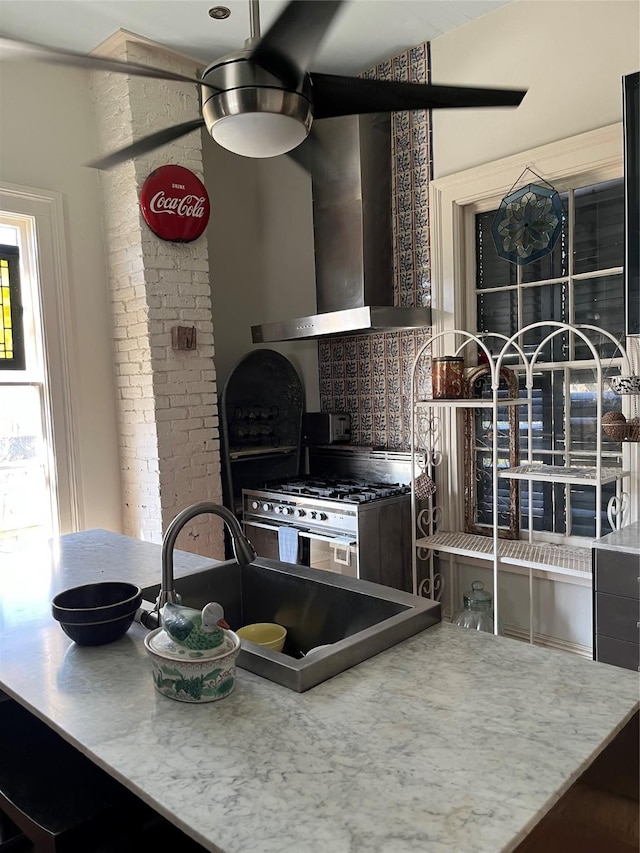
<box><xmin>140</xmin><ymin>558</ymin><xmax>440</xmax><ymax>692</ymax></box>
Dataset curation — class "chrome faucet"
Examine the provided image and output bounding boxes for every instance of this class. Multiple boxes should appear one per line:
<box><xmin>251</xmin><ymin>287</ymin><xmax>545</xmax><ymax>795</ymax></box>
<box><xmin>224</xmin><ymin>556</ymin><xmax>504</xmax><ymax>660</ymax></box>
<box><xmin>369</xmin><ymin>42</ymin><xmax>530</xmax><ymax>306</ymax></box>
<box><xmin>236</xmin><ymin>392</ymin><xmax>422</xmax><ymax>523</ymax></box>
<box><xmin>158</xmin><ymin>501</ymin><xmax>256</xmax><ymax>610</ymax></box>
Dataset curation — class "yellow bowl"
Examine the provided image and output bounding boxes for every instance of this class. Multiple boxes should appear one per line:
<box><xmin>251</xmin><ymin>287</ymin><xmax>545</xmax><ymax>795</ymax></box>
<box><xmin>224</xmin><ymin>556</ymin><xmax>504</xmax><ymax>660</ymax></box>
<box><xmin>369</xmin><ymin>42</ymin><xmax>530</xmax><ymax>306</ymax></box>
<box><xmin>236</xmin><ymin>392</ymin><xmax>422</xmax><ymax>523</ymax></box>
<box><xmin>236</xmin><ymin>622</ymin><xmax>286</xmax><ymax>652</ymax></box>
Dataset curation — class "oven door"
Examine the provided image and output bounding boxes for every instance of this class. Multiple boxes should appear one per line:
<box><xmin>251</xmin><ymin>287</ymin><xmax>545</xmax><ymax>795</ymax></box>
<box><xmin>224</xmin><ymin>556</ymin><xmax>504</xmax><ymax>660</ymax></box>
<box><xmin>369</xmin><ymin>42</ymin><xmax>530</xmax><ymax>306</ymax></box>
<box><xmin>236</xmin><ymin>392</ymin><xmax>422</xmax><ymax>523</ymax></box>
<box><xmin>242</xmin><ymin>520</ymin><xmax>357</xmax><ymax>578</ymax></box>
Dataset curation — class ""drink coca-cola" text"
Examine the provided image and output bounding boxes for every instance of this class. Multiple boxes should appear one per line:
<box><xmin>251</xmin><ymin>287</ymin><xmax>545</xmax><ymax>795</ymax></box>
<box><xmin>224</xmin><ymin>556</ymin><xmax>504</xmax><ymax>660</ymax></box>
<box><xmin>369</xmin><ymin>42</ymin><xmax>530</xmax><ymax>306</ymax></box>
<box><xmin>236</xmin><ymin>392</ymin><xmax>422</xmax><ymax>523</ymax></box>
<box><xmin>149</xmin><ymin>191</ymin><xmax>207</xmax><ymax>218</ymax></box>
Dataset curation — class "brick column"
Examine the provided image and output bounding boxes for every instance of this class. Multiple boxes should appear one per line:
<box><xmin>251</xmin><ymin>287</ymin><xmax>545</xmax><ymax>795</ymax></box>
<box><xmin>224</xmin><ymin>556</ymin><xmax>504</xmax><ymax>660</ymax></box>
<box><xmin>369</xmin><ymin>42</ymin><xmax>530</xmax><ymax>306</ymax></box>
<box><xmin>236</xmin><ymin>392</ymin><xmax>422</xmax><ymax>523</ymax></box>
<box><xmin>90</xmin><ymin>33</ymin><xmax>223</xmax><ymax>558</ymax></box>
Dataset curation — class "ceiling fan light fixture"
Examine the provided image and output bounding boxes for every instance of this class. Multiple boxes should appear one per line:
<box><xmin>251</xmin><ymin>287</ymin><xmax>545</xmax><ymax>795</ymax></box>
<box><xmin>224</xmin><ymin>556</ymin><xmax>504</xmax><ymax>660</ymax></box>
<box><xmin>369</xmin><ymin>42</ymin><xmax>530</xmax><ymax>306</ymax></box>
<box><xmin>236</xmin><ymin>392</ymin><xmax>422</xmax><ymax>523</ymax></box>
<box><xmin>202</xmin><ymin>83</ymin><xmax>312</xmax><ymax>158</ymax></box>
<box><xmin>210</xmin><ymin>111</ymin><xmax>309</xmax><ymax>158</ymax></box>
<box><xmin>6</xmin><ymin>0</ymin><xmax>528</xmax><ymax>170</ymax></box>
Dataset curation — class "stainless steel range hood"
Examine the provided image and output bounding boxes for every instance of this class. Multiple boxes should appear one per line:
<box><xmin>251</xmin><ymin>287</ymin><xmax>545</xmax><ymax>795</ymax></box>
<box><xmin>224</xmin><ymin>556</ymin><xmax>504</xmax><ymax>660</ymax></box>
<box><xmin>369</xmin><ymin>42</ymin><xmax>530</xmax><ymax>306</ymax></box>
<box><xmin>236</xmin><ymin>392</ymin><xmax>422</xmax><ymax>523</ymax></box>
<box><xmin>252</xmin><ymin>114</ymin><xmax>431</xmax><ymax>343</ymax></box>
<box><xmin>252</xmin><ymin>305</ymin><xmax>431</xmax><ymax>342</ymax></box>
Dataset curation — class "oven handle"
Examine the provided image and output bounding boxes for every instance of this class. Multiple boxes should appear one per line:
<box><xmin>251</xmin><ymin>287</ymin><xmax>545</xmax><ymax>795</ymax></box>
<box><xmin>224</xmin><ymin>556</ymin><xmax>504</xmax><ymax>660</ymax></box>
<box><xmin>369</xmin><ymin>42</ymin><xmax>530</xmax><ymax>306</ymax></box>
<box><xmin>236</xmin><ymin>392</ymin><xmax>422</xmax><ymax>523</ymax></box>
<box><xmin>243</xmin><ymin>519</ymin><xmax>356</xmax><ymax>548</ymax></box>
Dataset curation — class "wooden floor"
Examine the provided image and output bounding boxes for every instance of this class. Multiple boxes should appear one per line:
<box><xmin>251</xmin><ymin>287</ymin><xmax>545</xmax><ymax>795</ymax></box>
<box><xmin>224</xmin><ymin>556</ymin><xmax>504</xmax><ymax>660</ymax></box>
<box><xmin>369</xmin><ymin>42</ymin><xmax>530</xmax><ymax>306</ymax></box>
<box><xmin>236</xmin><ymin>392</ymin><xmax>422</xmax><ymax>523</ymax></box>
<box><xmin>514</xmin><ymin>711</ymin><xmax>639</xmax><ymax>853</ymax></box>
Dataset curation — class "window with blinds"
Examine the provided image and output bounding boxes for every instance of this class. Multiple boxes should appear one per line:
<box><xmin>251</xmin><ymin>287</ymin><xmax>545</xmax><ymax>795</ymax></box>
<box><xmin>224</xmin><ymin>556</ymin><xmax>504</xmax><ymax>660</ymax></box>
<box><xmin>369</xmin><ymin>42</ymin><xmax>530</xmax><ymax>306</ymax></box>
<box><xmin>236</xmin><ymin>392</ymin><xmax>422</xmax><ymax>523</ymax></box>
<box><xmin>474</xmin><ymin>178</ymin><xmax>625</xmax><ymax>539</ymax></box>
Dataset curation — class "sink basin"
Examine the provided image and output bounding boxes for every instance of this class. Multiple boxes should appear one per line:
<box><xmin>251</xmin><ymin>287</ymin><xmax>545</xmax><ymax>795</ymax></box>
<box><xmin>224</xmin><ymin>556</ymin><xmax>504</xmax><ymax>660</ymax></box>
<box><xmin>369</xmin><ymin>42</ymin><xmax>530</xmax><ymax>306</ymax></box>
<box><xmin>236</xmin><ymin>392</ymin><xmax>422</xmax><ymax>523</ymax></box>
<box><xmin>141</xmin><ymin>558</ymin><xmax>440</xmax><ymax>692</ymax></box>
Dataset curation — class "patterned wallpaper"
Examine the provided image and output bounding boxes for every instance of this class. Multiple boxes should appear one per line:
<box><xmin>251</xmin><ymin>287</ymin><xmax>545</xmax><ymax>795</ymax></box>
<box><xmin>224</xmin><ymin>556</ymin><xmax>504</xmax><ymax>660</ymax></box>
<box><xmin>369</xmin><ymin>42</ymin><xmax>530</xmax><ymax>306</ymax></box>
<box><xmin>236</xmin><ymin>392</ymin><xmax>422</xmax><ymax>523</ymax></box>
<box><xmin>318</xmin><ymin>44</ymin><xmax>432</xmax><ymax>450</ymax></box>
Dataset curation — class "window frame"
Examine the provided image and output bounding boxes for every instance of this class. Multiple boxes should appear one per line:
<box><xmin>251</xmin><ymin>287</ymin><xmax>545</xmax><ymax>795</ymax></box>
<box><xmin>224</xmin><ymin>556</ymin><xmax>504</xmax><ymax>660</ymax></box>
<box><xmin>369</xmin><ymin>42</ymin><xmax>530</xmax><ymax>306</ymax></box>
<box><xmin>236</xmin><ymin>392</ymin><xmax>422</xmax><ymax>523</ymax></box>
<box><xmin>428</xmin><ymin>123</ymin><xmax>637</xmax><ymax>538</ymax></box>
<box><xmin>473</xmin><ymin>180</ymin><xmax>626</xmax><ymax>541</ymax></box>
<box><xmin>0</xmin><ymin>182</ymin><xmax>82</xmax><ymax>537</ymax></box>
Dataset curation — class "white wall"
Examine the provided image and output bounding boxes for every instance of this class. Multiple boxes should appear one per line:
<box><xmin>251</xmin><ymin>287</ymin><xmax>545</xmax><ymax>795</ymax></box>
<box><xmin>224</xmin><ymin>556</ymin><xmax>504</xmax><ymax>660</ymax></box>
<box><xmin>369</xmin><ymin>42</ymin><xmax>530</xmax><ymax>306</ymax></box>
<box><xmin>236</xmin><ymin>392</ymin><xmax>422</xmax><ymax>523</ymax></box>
<box><xmin>450</xmin><ymin>564</ymin><xmax>593</xmax><ymax>652</ymax></box>
<box><xmin>430</xmin><ymin>0</ymin><xmax>640</xmax><ymax>177</ymax></box>
<box><xmin>0</xmin><ymin>58</ymin><xmax>123</xmax><ymax>534</ymax></box>
<box><xmin>203</xmin><ymin>135</ymin><xmax>318</xmax><ymax>409</ymax></box>
<box><xmin>255</xmin><ymin>155</ymin><xmax>319</xmax><ymax>412</ymax></box>
<box><xmin>203</xmin><ymin>142</ymin><xmax>261</xmax><ymax>389</ymax></box>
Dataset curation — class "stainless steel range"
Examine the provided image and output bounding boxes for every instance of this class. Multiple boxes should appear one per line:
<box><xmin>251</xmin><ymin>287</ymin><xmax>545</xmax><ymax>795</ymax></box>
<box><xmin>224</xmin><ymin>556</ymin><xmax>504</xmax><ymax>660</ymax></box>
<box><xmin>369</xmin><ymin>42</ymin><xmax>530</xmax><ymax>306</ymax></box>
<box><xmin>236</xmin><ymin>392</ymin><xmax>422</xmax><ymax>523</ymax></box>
<box><xmin>242</xmin><ymin>477</ymin><xmax>412</xmax><ymax>591</ymax></box>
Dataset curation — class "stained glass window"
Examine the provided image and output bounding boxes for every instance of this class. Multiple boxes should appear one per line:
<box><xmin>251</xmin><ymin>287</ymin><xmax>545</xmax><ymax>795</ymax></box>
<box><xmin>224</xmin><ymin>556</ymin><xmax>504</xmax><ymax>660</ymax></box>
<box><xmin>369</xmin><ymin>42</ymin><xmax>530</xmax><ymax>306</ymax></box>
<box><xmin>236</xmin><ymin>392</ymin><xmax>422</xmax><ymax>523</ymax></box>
<box><xmin>0</xmin><ymin>244</ymin><xmax>25</xmax><ymax>370</ymax></box>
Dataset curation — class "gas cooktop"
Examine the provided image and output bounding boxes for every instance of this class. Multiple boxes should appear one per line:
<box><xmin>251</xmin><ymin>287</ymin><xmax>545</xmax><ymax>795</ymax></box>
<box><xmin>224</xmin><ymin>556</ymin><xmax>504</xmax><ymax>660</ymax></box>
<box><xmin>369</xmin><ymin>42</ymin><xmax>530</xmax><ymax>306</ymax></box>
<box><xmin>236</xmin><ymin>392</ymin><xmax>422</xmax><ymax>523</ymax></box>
<box><xmin>255</xmin><ymin>477</ymin><xmax>410</xmax><ymax>504</ymax></box>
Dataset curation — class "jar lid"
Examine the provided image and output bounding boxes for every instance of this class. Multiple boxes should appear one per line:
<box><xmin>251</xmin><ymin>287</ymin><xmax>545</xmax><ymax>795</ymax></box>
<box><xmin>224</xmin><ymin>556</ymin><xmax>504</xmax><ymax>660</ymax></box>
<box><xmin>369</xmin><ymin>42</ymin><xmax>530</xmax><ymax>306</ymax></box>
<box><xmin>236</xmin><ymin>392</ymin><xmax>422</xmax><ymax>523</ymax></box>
<box><xmin>145</xmin><ymin>627</ymin><xmax>239</xmax><ymax>661</ymax></box>
<box><xmin>463</xmin><ymin>580</ymin><xmax>493</xmax><ymax>607</ymax></box>
<box><xmin>433</xmin><ymin>356</ymin><xmax>464</xmax><ymax>362</ymax></box>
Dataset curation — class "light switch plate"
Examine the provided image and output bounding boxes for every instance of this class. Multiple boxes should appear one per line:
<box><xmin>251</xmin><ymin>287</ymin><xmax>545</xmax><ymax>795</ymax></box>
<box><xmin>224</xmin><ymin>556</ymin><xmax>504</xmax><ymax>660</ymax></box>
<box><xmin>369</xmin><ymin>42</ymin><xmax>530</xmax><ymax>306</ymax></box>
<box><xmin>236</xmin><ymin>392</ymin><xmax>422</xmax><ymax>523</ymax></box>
<box><xmin>171</xmin><ymin>326</ymin><xmax>197</xmax><ymax>350</ymax></box>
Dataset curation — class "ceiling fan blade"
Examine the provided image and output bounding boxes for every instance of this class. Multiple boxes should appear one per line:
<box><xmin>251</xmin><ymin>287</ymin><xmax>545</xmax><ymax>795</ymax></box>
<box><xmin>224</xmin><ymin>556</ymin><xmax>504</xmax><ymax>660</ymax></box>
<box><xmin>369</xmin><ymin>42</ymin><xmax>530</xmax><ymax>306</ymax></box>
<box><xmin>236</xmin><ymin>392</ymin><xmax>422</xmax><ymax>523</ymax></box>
<box><xmin>250</xmin><ymin>0</ymin><xmax>344</xmax><ymax>89</ymax></box>
<box><xmin>310</xmin><ymin>73</ymin><xmax>526</xmax><ymax>119</ymax></box>
<box><xmin>86</xmin><ymin>118</ymin><xmax>205</xmax><ymax>170</ymax></box>
<box><xmin>0</xmin><ymin>36</ymin><xmax>208</xmax><ymax>87</ymax></box>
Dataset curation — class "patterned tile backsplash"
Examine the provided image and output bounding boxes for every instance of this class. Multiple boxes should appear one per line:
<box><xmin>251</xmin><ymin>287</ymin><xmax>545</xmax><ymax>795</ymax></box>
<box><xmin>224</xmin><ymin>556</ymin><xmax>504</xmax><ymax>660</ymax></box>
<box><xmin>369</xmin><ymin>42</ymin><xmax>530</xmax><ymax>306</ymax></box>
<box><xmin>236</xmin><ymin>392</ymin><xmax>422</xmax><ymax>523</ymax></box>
<box><xmin>318</xmin><ymin>44</ymin><xmax>433</xmax><ymax>450</ymax></box>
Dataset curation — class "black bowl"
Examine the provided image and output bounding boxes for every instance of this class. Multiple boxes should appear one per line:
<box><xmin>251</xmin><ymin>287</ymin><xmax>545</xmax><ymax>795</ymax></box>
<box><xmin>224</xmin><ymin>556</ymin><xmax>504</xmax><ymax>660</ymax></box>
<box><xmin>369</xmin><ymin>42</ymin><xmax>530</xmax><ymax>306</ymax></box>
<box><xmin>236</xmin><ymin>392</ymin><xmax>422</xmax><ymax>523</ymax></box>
<box><xmin>51</xmin><ymin>582</ymin><xmax>142</xmax><ymax>646</ymax></box>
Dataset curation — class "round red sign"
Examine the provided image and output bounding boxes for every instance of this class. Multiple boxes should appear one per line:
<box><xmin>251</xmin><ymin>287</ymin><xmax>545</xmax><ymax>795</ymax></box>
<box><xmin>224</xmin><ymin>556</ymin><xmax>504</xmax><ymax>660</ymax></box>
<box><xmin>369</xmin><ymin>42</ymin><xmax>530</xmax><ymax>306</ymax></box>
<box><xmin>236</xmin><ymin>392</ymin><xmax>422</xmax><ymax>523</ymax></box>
<box><xmin>140</xmin><ymin>165</ymin><xmax>210</xmax><ymax>243</ymax></box>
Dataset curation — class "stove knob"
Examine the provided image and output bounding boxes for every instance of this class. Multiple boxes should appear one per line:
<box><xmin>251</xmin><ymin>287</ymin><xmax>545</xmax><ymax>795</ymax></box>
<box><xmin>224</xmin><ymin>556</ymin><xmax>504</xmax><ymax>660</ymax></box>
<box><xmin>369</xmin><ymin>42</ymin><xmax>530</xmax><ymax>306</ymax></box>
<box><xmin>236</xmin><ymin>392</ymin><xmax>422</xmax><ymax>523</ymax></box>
<box><xmin>262</xmin><ymin>503</ymin><xmax>272</xmax><ymax>512</ymax></box>
<box><xmin>251</xmin><ymin>501</ymin><xmax>260</xmax><ymax>511</ymax></box>
<box><xmin>283</xmin><ymin>507</ymin><xmax>294</xmax><ymax>516</ymax></box>
<box><xmin>274</xmin><ymin>506</ymin><xmax>282</xmax><ymax>514</ymax></box>
<box><xmin>296</xmin><ymin>509</ymin><xmax>306</xmax><ymax>518</ymax></box>
<box><xmin>319</xmin><ymin>512</ymin><xmax>328</xmax><ymax>521</ymax></box>
<box><xmin>310</xmin><ymin>511</ymin><xmax>317</xmax><ymax>520</ymax></box>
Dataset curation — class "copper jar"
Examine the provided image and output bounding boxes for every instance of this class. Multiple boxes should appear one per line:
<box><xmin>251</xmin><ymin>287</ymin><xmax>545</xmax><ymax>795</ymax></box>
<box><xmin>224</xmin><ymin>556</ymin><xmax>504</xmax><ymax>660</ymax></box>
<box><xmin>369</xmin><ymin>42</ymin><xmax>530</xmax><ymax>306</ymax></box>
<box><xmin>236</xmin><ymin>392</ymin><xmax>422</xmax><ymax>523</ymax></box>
<box><xmin>432</xmin><ymin>356</ymin><xmax>465</xmax><ymax>399</ymax></box>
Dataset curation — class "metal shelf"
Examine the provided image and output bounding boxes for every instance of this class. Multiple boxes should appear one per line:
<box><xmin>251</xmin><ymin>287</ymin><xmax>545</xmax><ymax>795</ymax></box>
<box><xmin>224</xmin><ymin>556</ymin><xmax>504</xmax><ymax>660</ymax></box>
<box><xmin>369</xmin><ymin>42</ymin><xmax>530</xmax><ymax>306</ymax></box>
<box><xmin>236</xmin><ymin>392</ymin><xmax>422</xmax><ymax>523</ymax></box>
<box><xmin>229</xmin><ymin>445</ymin><xmax>297</xmax><ymax>460</ymax></box>
<box><xmin>410</xmin><ymin>323</ymin><xmax>634</xmax><ymax>644</ymax></box>
<box><xmin>415</xmin><ymin>398</ymin><xmax>521</xmax><ymax>409</ymax></box>
<box><xmin>499</xmin><ymin>464</ymin><xmax>631</xmax><ymax>486</ymax></box>
<box><xmin>416</xmin><ymin>530</ymin><xmax>592</xmax><ymax>578</ymax></box>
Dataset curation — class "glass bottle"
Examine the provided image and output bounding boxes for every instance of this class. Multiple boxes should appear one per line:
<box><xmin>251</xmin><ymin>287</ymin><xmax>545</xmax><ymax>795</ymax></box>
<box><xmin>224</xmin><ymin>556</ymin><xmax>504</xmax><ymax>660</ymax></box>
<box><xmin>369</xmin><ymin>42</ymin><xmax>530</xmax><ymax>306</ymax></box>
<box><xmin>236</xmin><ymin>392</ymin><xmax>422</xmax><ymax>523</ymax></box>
<box><xmin>432</xmin><ymin>356</ymin><xmax>465</xmax><ymax>399</ymax></box>
<box><xmin>452</xmin><ymin>580</ymin><xmax>502</xmax><ymax>634</ymax></box>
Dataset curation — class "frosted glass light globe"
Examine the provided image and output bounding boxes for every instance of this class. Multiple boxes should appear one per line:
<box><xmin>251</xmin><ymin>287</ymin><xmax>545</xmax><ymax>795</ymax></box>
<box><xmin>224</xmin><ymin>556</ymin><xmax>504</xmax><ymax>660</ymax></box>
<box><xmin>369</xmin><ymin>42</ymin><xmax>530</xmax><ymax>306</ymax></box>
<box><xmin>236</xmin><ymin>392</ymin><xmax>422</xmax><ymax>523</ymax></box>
<box><xmin>211</xmin><ymin>112</ymin><xmax>309</xmax><ymax>158</ymax></box>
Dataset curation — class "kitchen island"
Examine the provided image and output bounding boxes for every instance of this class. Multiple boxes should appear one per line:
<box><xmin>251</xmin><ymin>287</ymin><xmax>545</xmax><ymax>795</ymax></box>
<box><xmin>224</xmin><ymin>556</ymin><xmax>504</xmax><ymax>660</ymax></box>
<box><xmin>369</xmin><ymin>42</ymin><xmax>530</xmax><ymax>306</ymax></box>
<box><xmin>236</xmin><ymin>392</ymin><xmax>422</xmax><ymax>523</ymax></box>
<box><xmin>0</xmin><ymin>529</ymin><xmax>638</xmax><ymax>853</ymax></box>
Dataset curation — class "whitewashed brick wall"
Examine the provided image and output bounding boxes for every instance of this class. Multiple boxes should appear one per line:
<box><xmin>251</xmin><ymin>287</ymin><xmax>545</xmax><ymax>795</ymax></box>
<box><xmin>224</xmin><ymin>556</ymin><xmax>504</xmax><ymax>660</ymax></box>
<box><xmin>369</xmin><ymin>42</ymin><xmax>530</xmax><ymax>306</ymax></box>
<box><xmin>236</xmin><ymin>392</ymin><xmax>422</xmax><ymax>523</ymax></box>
<box><xmin>90</xmin><ymin>34</ymin><xmax>224</xmax><ymax>558</ymax></box>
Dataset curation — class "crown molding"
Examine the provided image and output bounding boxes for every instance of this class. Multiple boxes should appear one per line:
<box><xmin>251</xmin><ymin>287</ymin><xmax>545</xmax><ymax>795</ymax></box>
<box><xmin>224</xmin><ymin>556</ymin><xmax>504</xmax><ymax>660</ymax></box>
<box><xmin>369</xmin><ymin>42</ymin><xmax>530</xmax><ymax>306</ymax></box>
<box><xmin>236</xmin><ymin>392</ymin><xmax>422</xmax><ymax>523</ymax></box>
<box><xmin>91</xmin><ymin>28</ymin><xmax>202</xmax><ymax>74</ymax></box>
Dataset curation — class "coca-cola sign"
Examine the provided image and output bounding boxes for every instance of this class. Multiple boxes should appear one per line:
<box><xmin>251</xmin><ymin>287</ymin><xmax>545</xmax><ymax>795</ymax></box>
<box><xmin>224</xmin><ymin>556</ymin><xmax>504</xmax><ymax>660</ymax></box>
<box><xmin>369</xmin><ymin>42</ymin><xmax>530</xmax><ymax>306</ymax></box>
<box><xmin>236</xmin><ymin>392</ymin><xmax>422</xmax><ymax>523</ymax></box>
<box><xmin>140</xmin><ymin>165</ymin><xmax>210</xmax><ymax>243</ymax></box>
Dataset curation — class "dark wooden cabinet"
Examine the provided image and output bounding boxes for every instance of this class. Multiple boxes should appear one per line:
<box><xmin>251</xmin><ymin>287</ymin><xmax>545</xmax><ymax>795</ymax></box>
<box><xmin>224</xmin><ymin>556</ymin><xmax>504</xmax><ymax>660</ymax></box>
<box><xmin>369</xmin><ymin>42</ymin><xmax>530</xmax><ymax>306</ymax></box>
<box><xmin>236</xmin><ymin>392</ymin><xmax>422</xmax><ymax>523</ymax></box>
<box><xmin>514</xmin><ymin>711</ymin><xmax>639</xmax><ymax>853</ymax></box>
<box><xmin>592</xmin><ymin>541</ymin><xmax>640</xmax><ymax>672</ymax></box>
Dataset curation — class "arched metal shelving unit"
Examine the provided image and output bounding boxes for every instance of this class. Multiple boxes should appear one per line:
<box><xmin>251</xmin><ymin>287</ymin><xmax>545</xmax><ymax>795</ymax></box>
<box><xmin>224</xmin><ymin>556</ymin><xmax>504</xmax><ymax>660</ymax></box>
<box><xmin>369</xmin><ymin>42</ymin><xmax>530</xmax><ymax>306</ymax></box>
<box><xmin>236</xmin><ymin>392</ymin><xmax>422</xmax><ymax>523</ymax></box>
<box><xmin>410</xmin><ymin>321</ymin><xmax>636</xmax><ymax>643</ymax></box>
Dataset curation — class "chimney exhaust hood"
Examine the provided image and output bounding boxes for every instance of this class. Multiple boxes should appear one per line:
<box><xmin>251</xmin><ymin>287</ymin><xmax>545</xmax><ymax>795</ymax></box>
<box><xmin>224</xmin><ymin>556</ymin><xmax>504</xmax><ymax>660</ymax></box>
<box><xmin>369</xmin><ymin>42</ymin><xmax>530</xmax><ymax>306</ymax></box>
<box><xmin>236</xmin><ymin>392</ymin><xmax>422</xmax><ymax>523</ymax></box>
<box><xmin>251</xmin><ymin>113</ymin><xmax>430</xmax><ymax>344</ymax></box>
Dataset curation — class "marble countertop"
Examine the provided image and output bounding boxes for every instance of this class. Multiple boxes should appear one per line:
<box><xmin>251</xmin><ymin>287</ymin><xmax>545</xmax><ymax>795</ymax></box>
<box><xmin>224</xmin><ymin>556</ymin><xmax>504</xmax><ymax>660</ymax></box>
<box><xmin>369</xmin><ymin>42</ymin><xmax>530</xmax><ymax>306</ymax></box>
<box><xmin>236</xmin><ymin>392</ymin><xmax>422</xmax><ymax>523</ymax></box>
<box><xmin>593</xmin><ymin>520</ymin><xmax>640</xmax><ymax>555</ymax></box>
<box><xmin>1</xmin><ymin>529</ymin><xmax>638</xmax><ymax>853</ymax></box>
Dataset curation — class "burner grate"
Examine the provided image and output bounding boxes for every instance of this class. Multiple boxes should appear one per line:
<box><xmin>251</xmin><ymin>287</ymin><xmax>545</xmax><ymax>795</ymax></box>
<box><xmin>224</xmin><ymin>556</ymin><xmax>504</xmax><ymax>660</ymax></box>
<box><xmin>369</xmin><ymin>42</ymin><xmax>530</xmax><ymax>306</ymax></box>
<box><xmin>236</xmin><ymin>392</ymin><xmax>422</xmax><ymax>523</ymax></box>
<box><xmin>259</xmin><ymin>477</ymin><xmax>409</xmax><ymax>503</ymax></box>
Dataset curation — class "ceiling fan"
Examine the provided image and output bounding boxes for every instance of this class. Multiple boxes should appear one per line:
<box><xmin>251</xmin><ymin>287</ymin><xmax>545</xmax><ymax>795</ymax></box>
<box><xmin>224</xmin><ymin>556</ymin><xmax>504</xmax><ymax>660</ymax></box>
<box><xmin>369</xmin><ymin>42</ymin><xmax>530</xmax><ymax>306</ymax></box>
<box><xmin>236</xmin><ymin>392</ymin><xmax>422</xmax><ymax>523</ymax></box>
<box><xmin>0</xmin><ymin>0</ymin><xmax>526</xmax><ymax>170</ymax></box>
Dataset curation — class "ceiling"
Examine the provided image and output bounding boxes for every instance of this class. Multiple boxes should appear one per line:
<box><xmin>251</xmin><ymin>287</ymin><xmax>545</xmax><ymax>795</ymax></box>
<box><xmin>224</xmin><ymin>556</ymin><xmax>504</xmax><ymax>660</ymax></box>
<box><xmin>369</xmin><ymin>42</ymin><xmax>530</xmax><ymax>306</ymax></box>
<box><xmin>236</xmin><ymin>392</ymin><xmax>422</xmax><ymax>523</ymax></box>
<box><xmin>0</xmin><ymin>0</ymin><xmax>513</xmax><ymax>76</ymax></box>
